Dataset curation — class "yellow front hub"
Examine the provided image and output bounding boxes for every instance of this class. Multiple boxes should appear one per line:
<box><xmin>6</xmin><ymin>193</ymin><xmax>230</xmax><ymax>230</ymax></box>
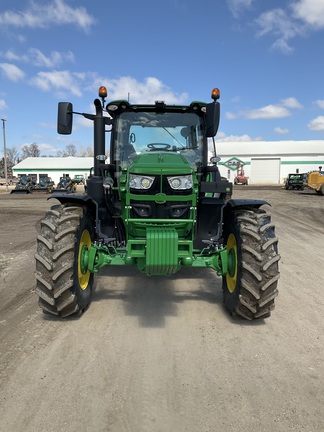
<box><xmin>78</xmin><ymin>229</ymin><xmax>91</xmax><ymax>290</ymax></box>
<box><xmin>226</xmin><ymin>233</ymin><xmax>237</xmax><ymax>293</ymax></box>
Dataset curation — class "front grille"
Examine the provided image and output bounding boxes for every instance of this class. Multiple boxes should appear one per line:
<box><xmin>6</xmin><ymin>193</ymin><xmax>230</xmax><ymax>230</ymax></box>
<box><xmin>130</xmin><ymin>200</ymin><xmax>191</xmax><ymax>219</ymax></box>
<box><xmin>129</xmin><ymin>173</ymin><xmax>193</xmax><ymax>219</ymax></box>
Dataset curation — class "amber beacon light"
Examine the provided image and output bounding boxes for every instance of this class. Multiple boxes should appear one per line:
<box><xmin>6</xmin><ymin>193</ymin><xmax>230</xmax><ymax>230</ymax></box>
<box><xmin>98</xmin><ymin>86</ymin><xmax>107</xmax><ymax>99</ymax></box>
<box><xmin>211</xmin><ymin>88</ymin><xmax>220</xmax><ymax>101</ymax></box>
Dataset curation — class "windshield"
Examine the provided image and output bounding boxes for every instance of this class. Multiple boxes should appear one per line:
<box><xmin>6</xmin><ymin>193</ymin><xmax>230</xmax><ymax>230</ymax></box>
<box><xmin>113</xmin><ymin>111</ymin><xmax>204</xmax><ymax>167</ymax></box>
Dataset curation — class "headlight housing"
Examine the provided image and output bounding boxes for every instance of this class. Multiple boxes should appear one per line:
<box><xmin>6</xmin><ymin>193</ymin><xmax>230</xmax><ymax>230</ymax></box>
<box><xmin>130</xmin><ymin>174</ymin><xmax>155</xmax><ymax>190</ymax></box>
<box><xmin>167</xmin><ymin>175</ymin><xmax>193</xmax><ymax>190</ymax></box>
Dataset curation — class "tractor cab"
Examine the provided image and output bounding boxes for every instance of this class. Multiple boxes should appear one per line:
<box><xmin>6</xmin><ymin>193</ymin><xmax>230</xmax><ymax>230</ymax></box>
<box><xmin>108</xmin><ymin>102</ymin><xmax>207</xmax><ymax>170</ymax></box>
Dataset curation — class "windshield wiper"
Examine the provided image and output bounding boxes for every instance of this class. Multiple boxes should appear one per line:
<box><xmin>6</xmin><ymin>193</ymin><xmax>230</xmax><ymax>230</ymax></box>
<box><xmin>162</xmin><ymin>127</ymin><xmax>185</xmax><ymax>148</ymax></box>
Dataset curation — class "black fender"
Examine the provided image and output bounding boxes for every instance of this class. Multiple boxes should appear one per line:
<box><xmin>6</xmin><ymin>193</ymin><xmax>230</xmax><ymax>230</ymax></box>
<box><xmin>48</xmin><ymin>193</ymin><xmax>97</xmax><ymax>219</ymax></box>
<box><xmin>48</xmin><ymin>193</ymin><xmax>117</xmax><ymax>242</ymax></box>
<box><xmin>223</xmin><ymin>198</ymin><xmax>270</xmax><ymax>219</ymax></box>
<box><xmin>220</xmin><ymin>199</ymin><xmax>270</xmax><ymax>244</ymax></box>
<box><xmin>225</xmin><ymin>198</ymin><xmax>269</xmax><ymax>209</ymax></box>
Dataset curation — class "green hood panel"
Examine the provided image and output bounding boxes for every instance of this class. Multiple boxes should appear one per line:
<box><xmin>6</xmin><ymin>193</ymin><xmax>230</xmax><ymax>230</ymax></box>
<box><xmin>129</xmin><ymin>152</ymin><xmax>193</xmax><ymax>175</ymax></box>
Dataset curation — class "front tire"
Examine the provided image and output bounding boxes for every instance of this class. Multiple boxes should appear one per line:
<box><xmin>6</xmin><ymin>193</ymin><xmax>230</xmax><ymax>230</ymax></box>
<box><xmin>222</xmin><ymin>208</ymin><xmax>280</xmax><ymax>320</ymax></box>
<box><xmin>35</xmin><ymin>204</ymin><xmax>95</xmax><ymax>317</ymax></box>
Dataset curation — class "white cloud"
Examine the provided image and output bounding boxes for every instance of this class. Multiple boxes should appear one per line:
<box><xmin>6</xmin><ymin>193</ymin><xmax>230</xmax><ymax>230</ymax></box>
<box><xmin>256</xmin><ymin>9</ymin><xmax>300</xmax><ymax>39</ymax></box>
<box><xmin>308</xmin><ymin>116</ymin><xmax>324</xmax><ymax>131</ymax></box>
<box><xmin>274</xmin><ymin>127</ymin><xmax>289</xmax><ymax>134</ymax></box>
<box><xmin>37</xmin><ymin>143</ymin><xmax>61</xmax><ymax>153</ymax></box>
<box><xmin>0</xmin><ymin>50</ymin><xmax>20</xmax><ymax>61</ymax></box>
<box><xmin>0</xmin><ymin>63</ymin><xmax>25</xmax><ymax>81</ymax></box>
<box><xmin>28</xmin><ymin>48</ymin><xmax>74</xmax><ymax>68</ymax></box>
<box><xmin>255</xmin><ymin>8</ymin><xmax>304</xmax><ymax>53</ymax></box>
<box><xmin>0</xmin><ymin>0</ymin><xmax>95</xmax><ymax>31</ymax></box>
<box><xmin>226</xmin><ymin>96</ymin><xmax>302</xmax><ymax>120</ymax></box>
<box><xmin>75</xmin><ymin>117</ymin><xmax>94</xmax><ymax>128</ymax></box>
<box><xmin>92</xmin><ymin>76</ymin><xmax>189</xmax><ymax>105</ymax></box>
<box><xmin>38</xmin><ymin>122</ymin><xmax>56</xmax><ymax>129</ymax></box>
<box><xmin>292</xmin><ymin>0</ymin><xmax>324</xmax><ymax>28</ymax></box>
<box><xmin>246</xmin><ymin>105</ymin><xmax>291</xmax><ymax>119</ymax></box>
<box><xmin>1</xmin><ymin>48</ymin><xmax>74</xmax><ymax>68</ymax></box>
<box><xmin>227</xmin><ymin>0</ymin><xmax>254</xmax><ymax>18</ymax></box>
<box><xmin>280</xmin><ymin>97</ymin><xmax>303</xmax><ymax>109</ymax></box>
<box><xmin>254</xmin><ymin>1</ymin><xmax>324</xmax><ymax>53</ymax></box>
<box><xmin>0</xmin><ymin>99</ymin><xmax>8</xmax><ymax>110</ymax></box>
<box><xmin>215</xmin><ymin>132</ymin><xmax>263</xmax><ymax>142</ymax></box>
<box><xmin>29</xmin><ymin>71</ymin><xmax>188</xmax><ymax>105</ymax></box>
<box><xmin>226</xmin><ymin>105</ymin><xmax>291</xmax><ymax>120</ymax></box>
<box><xmin>29</xmin><ymin>70</ymin><xmax>82</xmax><ymax>97</ymax></box>
<box><xmin>315</xmin><ymin>99</ymin><xmax>324</xmax><ymax>109</ymax></box>
<box><xmin>225</xmin><ymin>112</ymin><xmax>237</xmax><ymax>120</ymax></box>
<box><xmin>271</xmin><ymin>38</ymin><xmax>294</xmax><ymax>54</ymax></box>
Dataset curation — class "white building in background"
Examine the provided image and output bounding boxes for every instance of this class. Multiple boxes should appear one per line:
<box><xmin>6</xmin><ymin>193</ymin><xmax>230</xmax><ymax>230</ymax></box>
<box><xmin>11</xmin><ymin>141</ymin><xmax>324</xmax><ymax>185</ymax></box>
<box><xmin>215</xmin><ymin>140</ymin><xmax>324</xmax><ymax>184</ymax></box>
<box><xmin>12</xmin><ymin>157</ymin><xmax>93</xmax><ymax>185</ymax></box>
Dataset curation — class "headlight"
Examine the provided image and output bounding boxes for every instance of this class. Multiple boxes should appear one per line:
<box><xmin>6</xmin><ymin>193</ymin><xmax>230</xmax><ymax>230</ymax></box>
<box><xmin>167</xmin><ymin>175</ymin><xmax>193</xmax><ymax>190</ymax></box>
<box><xmin>130</xmin><ymin>174</ymin><xmax>155</xmax><ymax>190</ymax></box>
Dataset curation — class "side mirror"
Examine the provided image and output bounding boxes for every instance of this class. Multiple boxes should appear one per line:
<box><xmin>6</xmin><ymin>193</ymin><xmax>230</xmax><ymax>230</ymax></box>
<box><xmin>206</xmin><ymin>102</ymin><xmax>220</xmax><ymax>137</ymax></box>
<box><xmin>57</xmin><ymin>102</ymin><xmax>73</xmax><ymax>135</ymax></box>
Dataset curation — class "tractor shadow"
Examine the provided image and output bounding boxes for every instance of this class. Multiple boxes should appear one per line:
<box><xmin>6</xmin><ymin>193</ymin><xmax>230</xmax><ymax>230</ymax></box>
<box><xmin>92</xmin><ymin>266</ymin><xmax>227</xmax><ymax>328</ymax></box>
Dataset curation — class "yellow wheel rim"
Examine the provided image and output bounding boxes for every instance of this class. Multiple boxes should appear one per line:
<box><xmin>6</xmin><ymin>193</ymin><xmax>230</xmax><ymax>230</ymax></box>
<box><xmin>78</xmin><ymin>229</ymin><xmax>91</xmax><ymax>290</ymax></box>
<box><xmin>226</xmin><ymin>233</ymin><xmax>238</xmax><ymax>294</ymax></box>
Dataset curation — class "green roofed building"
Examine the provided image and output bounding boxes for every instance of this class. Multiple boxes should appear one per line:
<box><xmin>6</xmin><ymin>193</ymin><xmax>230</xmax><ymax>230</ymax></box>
<box><xmin>213</xmin><ymin>140</ymin><xmax>324</xmax><ymax>184</ymax></box>
<box><xmin>12</xmin><ymin>157</ymin><xmax>94</xmax><ymax>185</ymax></box>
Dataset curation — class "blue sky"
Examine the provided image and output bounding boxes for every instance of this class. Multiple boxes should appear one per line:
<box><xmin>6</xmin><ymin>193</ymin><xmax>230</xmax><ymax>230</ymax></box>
<box><xmin>1</xmin><ymin>0</ymin><xmax>324</xmax><ymax>156</ymax></box>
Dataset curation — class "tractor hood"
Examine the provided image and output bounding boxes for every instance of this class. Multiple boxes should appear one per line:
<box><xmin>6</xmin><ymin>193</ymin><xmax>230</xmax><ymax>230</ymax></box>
<box><xmin>129</xmin><ymin>151</ymin><xmax>193</xmax><ymax>175</ymax></box>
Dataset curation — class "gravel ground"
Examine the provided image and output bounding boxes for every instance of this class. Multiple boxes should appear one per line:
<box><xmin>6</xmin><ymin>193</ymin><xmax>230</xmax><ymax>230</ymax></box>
<box><xmin>0</xmin><ymin>184</ymin><xmax>323</xmax><ymax>432</ymax></box>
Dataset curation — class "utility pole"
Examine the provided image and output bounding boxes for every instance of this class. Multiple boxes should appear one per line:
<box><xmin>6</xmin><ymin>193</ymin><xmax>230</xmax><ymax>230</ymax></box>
<box><xmin>1</xmin><ymin>118</ymin><xmax>8</xmax><ymax>193</ymax></box>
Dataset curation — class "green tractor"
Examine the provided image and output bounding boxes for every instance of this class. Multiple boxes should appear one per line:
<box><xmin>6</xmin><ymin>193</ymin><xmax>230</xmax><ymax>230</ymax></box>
<box><xmin>35</xmin><ymin>86</ymin><xmax>280</xmax><ymax>320</ymax></box>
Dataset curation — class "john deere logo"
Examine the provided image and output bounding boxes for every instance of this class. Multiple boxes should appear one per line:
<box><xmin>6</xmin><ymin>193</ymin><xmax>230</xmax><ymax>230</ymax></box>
<box><xmin>223</xmin><ymin>157</ymin><xmax>245</xmax><ymax>171</ymax></box>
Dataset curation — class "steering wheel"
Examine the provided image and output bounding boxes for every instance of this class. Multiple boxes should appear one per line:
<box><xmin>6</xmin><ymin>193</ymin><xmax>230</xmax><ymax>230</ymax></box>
<box><xmin>147</xmin><ymin>143</ymin><xmax>171</xmax><ymax>150</ymax></box>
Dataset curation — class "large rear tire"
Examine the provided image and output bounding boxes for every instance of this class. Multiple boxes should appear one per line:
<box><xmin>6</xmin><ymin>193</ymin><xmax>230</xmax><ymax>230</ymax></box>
<box><xmin>222</xmin><ymin>208</ymin><xmax>280</xmax><ymax>320</ymax></box>
<box><xmin>35</xmin><ymin>204</ymin><xmax>95</xmax><ymax>317</ymax></box>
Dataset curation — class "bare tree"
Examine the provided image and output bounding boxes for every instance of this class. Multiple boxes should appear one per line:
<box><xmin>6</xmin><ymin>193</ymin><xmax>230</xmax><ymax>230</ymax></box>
<box><xmin>6</xmin><ymin>147</ymin><xmax>20</xmax><ymax>171</ymax></box>
<box><xmin>56</xmin><ymin>144</ymin><xmax>77</xmax><ymax>157</ymax></box>
<box><xmin>78</xmin><ymin>146</ymin><xmax>94</xmax><ymax>157</ymax></box>
<box><xmin>21</xmin><ymin>142</ymin><xmax>40</xmax><ymax>159</ymax></box>
<box><xmin>66</xmin><ymin>144</ymin><xmax>77</xmax><ymax>156</ymax></box>
<box><xmin>56</xmin><ymin>149</ymin><xmax>66</xmax><ymax>157</ymax></box>
<box><xmin>0</xmin><ymin>157</ymin><xmax>4</xmax><ymax>176</ymax></box>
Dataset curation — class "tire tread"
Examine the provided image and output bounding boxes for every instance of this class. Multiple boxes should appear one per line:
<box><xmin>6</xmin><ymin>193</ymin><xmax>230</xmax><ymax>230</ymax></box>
<box><xmin>34</xmin><ymin>204</ymin><xmax>92</xmax><ymax>318</ymax></box>
<box><xmin>223</xmin><ymin>208</ymin><xmax>280</xmax><ymax>320</ymax></box>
